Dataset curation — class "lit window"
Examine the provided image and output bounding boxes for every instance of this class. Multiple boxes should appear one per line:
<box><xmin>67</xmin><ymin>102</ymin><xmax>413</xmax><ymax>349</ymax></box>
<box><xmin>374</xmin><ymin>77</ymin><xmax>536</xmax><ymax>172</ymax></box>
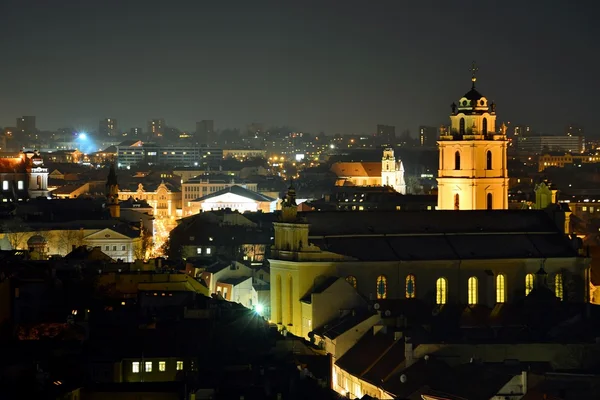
<box><xmin>405</xmin><ymin>274</ymin><xmax>416</xmax><ymax>298</ymax></box>
<box><xmin>525</xmin><ymin>273</ymin><xmax>535</xmax><ymax>295</ymax></box>
<box><xmin>346</xmin><ymin>275</ymin><xmax>357</xmax><ymax>289</ymax></box>
<box><xmin>132</xmin><ymin>362</ymin><xmax>140</xmax><ymax>373</ymax></box>
<box><xmin>555</xmin><ymin>273</ymin><xmax>564</xmax><ymax>301</ymax></box>
<box><xmin>496</xmin><ymin>274</ymin><xmax>506</xmax><ymax>303</ymax></box>
<box><xmin>583</xmin><ymin>206</ymin><xmax>588</xmax><ymax>211</ymax></box>
<box><xmin>159</xmin><ymin>361</ymin><xmax>166</xmax><ymax>372</ymax></box>
<box><xmin>145</xmin><ymin>361</ymin><xmax>152</xmax><ymax>372</ymax></box>
<box><xmin>176</xmin><ymin>361</ymin><xmax>183</xmax><ymax>371</ymax></box>
<box><xmin>206</xmin><ymin>247</ymin><xmax>211</xmax><ymax>255</ymax></box>
<box><xmin>197</xmin><ymin>247</ymin><xmax>202</xmax><ymax>254</ymax></box>
<box><xmin>436</xmin><ymin>277</ymin><xmax>447</xmax><ymax>305</ymax></box>
<box><xmin>467</xmin><ymin>276</ymin><xmax>478</xmax><ymax>305</ymax></box>
<box><xmin>17</xmin><ymin>180</ymin><xmax>24</xmax><ymax>190</ymax></box>
<box><xmin>376</xmin><ymin>275</ymin><xmax>387</xmax><ymax>299</ymax></box>
<box><xmin>2</xmin><ymin>181</ymin><xmax>8</xmax><ymax>191</ymax></box>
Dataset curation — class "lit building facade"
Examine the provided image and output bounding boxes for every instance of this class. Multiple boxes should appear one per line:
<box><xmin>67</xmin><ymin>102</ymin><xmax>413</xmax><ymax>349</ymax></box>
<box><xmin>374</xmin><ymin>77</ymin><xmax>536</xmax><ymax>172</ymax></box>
<box><xmin>182</xmin><ymin>175</ymin><xmax>258</xmax><ymax>215</ymax></box>
<box><xmin>437</xmin><ymin>69</ymin><xmax>508</xmax><ymax>210</ymax></box>
<box><xmin>189</xmin><ymin>185</ymin><xmax>275</xmax><ymax>214</ymax></box>
<box><xmin>118</xmin><ymin>182</ymin><xmax>181</xmax><ymax>219</ymax></box>
<box><xmin>148</xmin><ymin>118</ymin><xmax>165</xmax><ymax>138</ymax></box>
<box><xmin>538</xmin><ymin>152</ymin><xmax>600</xmax><ymax>172</ymax></box>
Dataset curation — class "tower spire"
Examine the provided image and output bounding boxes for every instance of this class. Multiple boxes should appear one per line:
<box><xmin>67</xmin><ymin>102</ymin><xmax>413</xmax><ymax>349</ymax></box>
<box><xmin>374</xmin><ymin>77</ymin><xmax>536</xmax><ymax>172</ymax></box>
<box><xmin>470</xmin><ymin>61</ymin><xmax>478</xmax><ymax>89</ymax></box>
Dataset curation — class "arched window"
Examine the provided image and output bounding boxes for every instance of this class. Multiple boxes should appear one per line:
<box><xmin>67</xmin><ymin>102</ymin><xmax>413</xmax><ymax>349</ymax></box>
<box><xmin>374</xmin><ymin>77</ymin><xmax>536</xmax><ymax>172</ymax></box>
<box><xmin>376</xmin><ymin>275</ymin><xmax>387</xmax><ymax>299</ymax></box>
<box><xmin>525</xmin><ymin>273</ymin><xmax>535</xmax><ymax>296</ymax></box>
<box><xmin>496</xmin><ymin>274</ymin><xmax>506</xmax><ymax>303</ymax></box>
<box><xmin>37</xmin><ymin>175</ymin><xmax>42</xmax><ymax>188</ymax></box>
<box><xmin>487</xmin><ymin>193</ymin><xmax>493</xmax><ymax>210</ymax></box>
<box><xmin>346</xmin><ymin>275</ymin><xmax>357</xmax><ymax>289</ymax></box>
<box><xmin>288</xmin><ymin>275</ymin><xmax>294</xmax><ymax>325</ymax></box>
<box><xmin>555</xmin><ymin>273</ymin><xmax>564</xmax><ymax>301</ymax></box>
<box><xmin>468</xmin><ymin>276</ymin><xmax>478</xmax><ymax>305</ymax></box>
<box><xmin>486</xmin><ymin>150</ymin><xmax>492</xmax><ymax>170</ymax></box>
<box><xmin>454</xmin><ymin>151</ymin><xmax>461</xmax><ymax>170</ymax></box>
<box><xmin>454</xmin><ymin>193</ymin><xmax>460</xmax><ymax>210</ymax></box>
<box><xmin>459</xmin><ymin>118</ymin><xmax>465</xmax><ymax>134</ymax></box>
<box><xmin>482</xmin><ymin>118</ymin><xmax>488</xmax><ymax>135</ymax></box>
<box><xmin>276</xmin><ymin>275</ymin><xmax>282</xmax><ymax>324</ymax></box>
<box><xmin>436</xmin><ymin>277</ymin><xmax>447</xmax><ymax>305</ymax></box>
<box><xmin>405</xmin><ymin>274</ymin><xmax>416</xmax><ymax>299</ymax></box>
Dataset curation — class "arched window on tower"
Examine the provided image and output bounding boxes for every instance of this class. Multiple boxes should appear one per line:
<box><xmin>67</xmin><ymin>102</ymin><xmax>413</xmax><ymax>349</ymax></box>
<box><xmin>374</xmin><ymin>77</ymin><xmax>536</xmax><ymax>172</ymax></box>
<box><xmin>405</xmin><ymin>274</ymin><xmax>416</xmax><ymax>298</ymax></box>
<box><xmin>455</xmin><ymin>151</ymin><xmax>461</xmax><ymax>170</ymax></box>
<box><xmin>459</xmin><ymin>118</ymin><xmax>465</xmax><ymax>135</ymax></box>
<box><xmin>37</xmin><ymin>175</ymin><xmax>42</xmax><ymax>188</ymax></box>
<box><xmin>468</xmin><ymin>276</ymin><xmax>478</xmax><ymax>305</ymax></box>
<box><xmin>486</xmin><ymin>150</ymin><xmax>492</xmax><ymax>170</ymax></box>
<box><xmin>555</xmin><ymin>273</ymin><xmax>564</xmax><ymax>301</ymax></box>
<box><xmin>436</xmin><ymin>277</ymin><xmax>447</xmax><ymax>305</ymax></box>
<box><xmin>346</xmin><ymin>275</ymin><xmax>357</xmax><ymax>289</ymax></box>
<box><xmin>376</xmin><ymin>275</ymin><xmax>387</xmax><ymax>299</ymax></box>
<box><xmin>487</xmin><ymin>193</ymin><xmax>493</xmax><ymax>210</ymax></box>
<box><xmin>496</xmin><ymin>274</ymin><xmax>506</xmax><ymax>303</ymax></box>
<box><xmin>525</xmin><ymin>273</ymin><xmax>535</xmax><ymax>296</ymax></box>
<box><xmin>482</xmin><ymin>118</ymin><xmax>488</xmax><ymax>135</ymax></box>
<box><xmin>454</xmin><ymin>193</ymin><xmax>460</xmax><ymax>210</ymax></box>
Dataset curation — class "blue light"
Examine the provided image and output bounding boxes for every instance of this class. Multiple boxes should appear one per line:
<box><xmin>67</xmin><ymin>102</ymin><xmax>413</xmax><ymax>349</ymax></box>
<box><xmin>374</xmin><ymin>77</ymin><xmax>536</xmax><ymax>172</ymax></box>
<box><xmin>78</xmin><ymin>133</ymin><xmax>87</xmax><ymax>140</ymax></box>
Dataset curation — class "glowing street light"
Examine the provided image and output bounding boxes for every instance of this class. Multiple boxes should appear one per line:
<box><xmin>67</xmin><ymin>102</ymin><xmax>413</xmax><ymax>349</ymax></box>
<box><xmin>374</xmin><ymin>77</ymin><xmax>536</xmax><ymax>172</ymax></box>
<box><xmin>255</xmin><ymin>304</ymin><xmax>264</xmax><ymax>315</ymax></box>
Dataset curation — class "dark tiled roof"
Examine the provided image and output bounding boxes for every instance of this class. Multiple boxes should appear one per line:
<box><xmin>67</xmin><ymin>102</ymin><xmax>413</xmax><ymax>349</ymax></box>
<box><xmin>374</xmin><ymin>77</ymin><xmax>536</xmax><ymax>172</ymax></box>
<box><xmin>463</xmin><ymin>87</ymin><xmax>484</xmax><ymax>101</ymax></box>
<box><xmin>194</xmin><ymin>185</ymin><xmax>275</xmax><ymax>202</ymax></box>
<box><xmin>335</xmin><ymin>330</ymin><xmax>397</xmax><ymax>379</ymax></box>
<box><xmin>303</xmin><ymin>210</ymin><xmax>559</xmax><ymax>236</ymax></box>
<box><xmin>220</xmin><ymin>276</ymin><xmax>252</xmax><ymax>286</ymax></box>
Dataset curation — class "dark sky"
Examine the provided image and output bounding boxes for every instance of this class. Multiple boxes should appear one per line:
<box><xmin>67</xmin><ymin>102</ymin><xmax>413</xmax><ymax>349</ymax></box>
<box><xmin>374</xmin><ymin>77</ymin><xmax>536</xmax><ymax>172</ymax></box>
<box><xmin>0</xmin><ymin>0</ymin><xmax>598</xmax><ymax>135</ymax></box>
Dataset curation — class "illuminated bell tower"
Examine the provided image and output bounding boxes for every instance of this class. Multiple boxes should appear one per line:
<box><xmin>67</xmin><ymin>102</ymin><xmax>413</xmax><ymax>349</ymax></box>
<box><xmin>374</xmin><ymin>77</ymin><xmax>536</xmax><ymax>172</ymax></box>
<box><xmin>106</xmin><ymin>163</ymin><xmax>120</xmax><ymax>218</ymax></box>
<box><xmin>437</xmin><ymin>63</ymin><xmax>508</xmax><ymax>210</ymax></box>
<box><xmin>381</xmin><ymin>148</ymin><xmax>396</xmax><ymax>187</ymax></box>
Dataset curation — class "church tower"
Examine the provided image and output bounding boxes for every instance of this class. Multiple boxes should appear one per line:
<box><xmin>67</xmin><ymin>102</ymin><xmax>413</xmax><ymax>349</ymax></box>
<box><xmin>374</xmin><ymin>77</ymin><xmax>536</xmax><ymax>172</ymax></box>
<box><xmin>437</xmin><ymin>63</ymin><xmax>508</xmax><ymax>210</ymax></box>
<box><xmin>381</xmin><ymin>148</ymin><xmax>407</xmax><ymax>194</ymax></box>
<box><xmin>106</xmin><ymin>163</ymin><xmax>120</xmax><ymax>218</ymax></box>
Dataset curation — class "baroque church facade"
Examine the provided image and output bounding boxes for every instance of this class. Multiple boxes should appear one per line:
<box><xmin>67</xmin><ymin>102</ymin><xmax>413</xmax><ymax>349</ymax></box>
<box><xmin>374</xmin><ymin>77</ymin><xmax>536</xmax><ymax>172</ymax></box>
<box><xmin>269</xmin><ymin>72</ymin><xmax>590</xmax><ymax>340</ymax></box>
<box><xmin>330</xmin><ymin>148</ymin><xmax>406</xmax><ymax>194</ymax></box>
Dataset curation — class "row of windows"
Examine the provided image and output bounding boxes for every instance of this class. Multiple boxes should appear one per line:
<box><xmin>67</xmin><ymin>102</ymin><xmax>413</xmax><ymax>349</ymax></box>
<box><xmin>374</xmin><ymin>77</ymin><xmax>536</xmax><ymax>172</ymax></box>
<box><xmin>131</xmin><ymin>360</ymin><xmax>184</xmax><ymax>373</ymax></box>
<box><xmin>2</xmin><ymin>180</ymin><xmax>25</xmax><ymax>190</ymax></box>
<box><xmin>105</xmin><ymin>245</ymin><xmax>126</xmax><ymax>252</ymax></box>
<box><xmin>453</xmin><ymin>150</ymin><xmax>493</xmax><ymax>170</ymax></box>
<box><xmin>346</xmin><ymin>272</ymin><xmax>565</xmax><ymax>304</ymax></box>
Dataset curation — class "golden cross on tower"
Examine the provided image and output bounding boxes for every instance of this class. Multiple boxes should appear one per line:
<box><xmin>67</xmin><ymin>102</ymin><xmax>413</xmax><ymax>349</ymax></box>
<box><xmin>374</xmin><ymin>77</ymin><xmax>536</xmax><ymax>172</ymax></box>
<box><xmin>470</xmin><ymin>61</ymin><xmax>478</xmax><ymax>88</ymax></box>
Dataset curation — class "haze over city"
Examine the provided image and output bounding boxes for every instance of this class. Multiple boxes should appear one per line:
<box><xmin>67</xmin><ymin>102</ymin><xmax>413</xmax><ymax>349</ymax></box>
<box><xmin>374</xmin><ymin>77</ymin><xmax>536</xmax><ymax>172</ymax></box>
<box><xmin>1</xmin><ymin>0</ymin><xmax>599</xmax><ymax>135</ymax></box>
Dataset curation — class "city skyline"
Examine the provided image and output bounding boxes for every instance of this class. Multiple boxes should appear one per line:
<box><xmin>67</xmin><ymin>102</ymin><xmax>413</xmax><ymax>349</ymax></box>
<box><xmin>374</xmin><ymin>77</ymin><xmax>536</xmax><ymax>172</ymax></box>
<box><xmin>0</xmin><ymin>1</ymin><xmax>598</xmax><ymax>135</ymax></box>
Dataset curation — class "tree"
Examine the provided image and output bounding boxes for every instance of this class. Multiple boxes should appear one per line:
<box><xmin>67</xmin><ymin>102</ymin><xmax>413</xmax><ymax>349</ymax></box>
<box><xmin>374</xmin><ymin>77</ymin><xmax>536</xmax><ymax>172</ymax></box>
<box><xmin>134</xmin><ymin>226</ymin><xmax>153</xmax><ymax>260</ymax></box>
<box><xmin>1</xmin><ymin>219</ymin><xmax>30</xmax><ymax>250</ymax></box>
<box><xmin>55</xmin><ymin>229</ymin><xmax>84</xmax><ymax>255</ymax></box>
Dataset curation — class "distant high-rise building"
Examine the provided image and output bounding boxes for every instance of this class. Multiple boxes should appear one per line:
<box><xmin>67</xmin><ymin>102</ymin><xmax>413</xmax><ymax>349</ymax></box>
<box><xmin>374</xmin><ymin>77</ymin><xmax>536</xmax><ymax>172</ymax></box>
<box><xmin>16</xmin><ymin>116</ymin><xmax>36</xmax><ymax>135</ymax></box>
<box><xmin>565</xmin><ymin>123</ymin><xmax>584</xmax><ymax>137</ymax></box>
<box><xmin>196</xmin><ymin>120</ymin><xmax>214</xmax><ymax>144</ymax></box>
<box><xmin>247</xmin><ymin>122</ymin><xmax>265</xmax><ymax>137</ymax></box>
<box><xmin>376</xmin><ymin>124</ymin><xmax>395</xmax><ymax>144</ymax></box>
<box><xmin>129</xmin><ymin>127</ymin><xmax>143</xmax><ymax>136</ymax></box>
<box><xmin>99</xmin><ymin>118</ymin><xmax>118</xmax><ymax>136</ymax></box>
<box><xmin>418</xmin><ymin>126</ymin><xmax>438</xmax><ymax>148</ymax></box>
<box><xmin>148</xmin><ymin>118</ymin><xmax>165</xmax><ymax>138</ymax></box>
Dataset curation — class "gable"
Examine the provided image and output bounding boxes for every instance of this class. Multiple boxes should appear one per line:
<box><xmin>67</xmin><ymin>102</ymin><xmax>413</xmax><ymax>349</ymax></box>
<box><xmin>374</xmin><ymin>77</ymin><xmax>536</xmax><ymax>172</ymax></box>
<box><xmin>198</xmin><ymin>192</ymin><xmax>265</xmax><ymax>204</ymax></box>
<box><xmin>84</xmin><ymin>228</ymin><xmax>133</xmax><ymax>241</ymax></box>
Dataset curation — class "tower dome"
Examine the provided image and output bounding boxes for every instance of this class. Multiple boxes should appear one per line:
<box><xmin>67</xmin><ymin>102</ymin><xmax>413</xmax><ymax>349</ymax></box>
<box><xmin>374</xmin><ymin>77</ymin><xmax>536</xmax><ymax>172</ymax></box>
<box><xmin>27</xmin><ymin>234</ymin><xmax>47</xmax><ymax>246</ymax></box>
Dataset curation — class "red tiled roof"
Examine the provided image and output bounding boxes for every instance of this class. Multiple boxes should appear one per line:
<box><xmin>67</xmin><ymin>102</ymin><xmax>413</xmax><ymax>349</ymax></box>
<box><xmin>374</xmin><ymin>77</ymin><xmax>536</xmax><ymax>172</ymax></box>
<box><xmin>330</xmin><ymin>162</ymin><xmax>382</xmax><ymax>178</ymax></box>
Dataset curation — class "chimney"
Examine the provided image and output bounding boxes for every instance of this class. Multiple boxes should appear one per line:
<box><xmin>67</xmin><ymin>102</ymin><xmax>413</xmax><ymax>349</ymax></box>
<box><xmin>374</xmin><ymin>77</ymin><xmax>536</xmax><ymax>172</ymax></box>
<box><xmin>404</xmin><ymin>339</ymin><xmax>414</xmax><ymax>367</ymax></box>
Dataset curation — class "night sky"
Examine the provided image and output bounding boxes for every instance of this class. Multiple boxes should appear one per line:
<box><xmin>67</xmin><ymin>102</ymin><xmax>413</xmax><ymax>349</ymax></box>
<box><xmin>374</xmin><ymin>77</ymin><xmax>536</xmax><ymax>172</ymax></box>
<box><xmin>0</xmin><ymin>0</ymin><xmax>598</xmax><ymax>135</ymax></box>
